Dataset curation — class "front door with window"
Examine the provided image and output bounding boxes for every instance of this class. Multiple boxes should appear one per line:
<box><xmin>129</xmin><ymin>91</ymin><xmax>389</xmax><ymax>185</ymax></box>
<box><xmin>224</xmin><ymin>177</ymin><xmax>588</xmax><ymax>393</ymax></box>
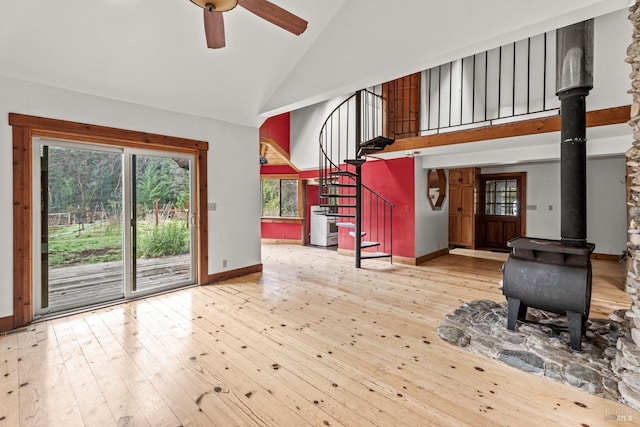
<box><xmin>477</xmin><ymin>173</ymin><xmax>526</xmax><ymax>251</ymax></box>
<box><xmin>34</xmin><ymin>139</ymin><xmax>195</xmax><ymax>316</ymax></box>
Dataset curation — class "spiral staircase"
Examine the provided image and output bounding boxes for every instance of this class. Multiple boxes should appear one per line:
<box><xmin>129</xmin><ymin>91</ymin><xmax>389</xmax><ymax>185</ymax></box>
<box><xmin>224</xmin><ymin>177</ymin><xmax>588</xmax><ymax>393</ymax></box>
<box><xmin>318</xmin><ymin>90</ymin><xmax>395</xmax><ymax>268</ymax></box>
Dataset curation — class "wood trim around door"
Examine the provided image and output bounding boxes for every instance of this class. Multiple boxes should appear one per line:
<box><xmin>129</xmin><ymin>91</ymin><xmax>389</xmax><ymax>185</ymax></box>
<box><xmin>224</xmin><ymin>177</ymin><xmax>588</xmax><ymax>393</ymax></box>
<box><xmin>9</xmin><ymin>113</ymin><xmax>209</xmax><ymax>329</ymax></box>
<box><xmin>476</xmin><ymin>172</ymin><xmax>527</xmax><ymax>250</ymax></box>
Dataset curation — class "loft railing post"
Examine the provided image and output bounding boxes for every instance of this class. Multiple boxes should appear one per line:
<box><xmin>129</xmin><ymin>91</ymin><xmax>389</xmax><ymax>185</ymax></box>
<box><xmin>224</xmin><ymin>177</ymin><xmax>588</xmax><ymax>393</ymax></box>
<box><xmin>355</xmin><ymin>90</ymin><xmax>363</xmax><ymax>268</ymax></box>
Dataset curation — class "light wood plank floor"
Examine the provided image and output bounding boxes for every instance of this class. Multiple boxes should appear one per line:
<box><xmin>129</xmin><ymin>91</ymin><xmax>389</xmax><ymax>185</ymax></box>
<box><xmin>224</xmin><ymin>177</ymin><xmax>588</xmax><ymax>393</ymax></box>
<box><xmin>0</xmin><ymin>244</ymin><xmax>635</xmax><ymax>426</ymax></box>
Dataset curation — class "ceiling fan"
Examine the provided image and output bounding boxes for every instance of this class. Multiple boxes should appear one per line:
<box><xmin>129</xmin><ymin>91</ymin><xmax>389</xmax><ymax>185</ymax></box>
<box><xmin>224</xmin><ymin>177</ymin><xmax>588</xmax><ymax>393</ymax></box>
<box><xmin>189</xmin><ymin>0</ymin><xmax>308</xmax><ymax>49</ymax></box>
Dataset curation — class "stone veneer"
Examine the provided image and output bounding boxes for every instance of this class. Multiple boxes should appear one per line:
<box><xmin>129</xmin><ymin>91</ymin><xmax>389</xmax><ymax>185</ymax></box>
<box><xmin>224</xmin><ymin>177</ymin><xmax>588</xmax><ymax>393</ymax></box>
<box><xmin>617</xmin><ymin>0</ymin><xmax>640</xmax><ymax>411</ymax></box>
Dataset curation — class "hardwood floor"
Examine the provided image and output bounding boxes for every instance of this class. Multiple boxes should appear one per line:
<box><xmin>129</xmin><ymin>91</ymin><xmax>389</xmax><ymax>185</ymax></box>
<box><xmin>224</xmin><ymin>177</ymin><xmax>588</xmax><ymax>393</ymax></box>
<box><xmin>0</xmin><ymin>244</ymin><xmax>634</xmax><ymax>426</ymax></box>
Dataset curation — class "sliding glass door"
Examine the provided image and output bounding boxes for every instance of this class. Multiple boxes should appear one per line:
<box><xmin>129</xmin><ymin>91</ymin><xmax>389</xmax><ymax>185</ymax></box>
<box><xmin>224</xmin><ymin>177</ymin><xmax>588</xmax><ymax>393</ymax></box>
<box><xmin>34</xmin><ymin>139</ymin><xmax>195</xmax><ymax>316</ymax></box>
<box><xmin>131</xmin><ymin>153</ymin><xmax>194</xmax><ymax>294</ymax></box>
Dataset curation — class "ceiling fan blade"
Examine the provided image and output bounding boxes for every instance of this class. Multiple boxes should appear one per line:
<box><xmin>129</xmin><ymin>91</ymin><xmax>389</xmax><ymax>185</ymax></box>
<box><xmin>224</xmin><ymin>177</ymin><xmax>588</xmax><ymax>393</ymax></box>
<box><xmin>238</xmin><ymin>0</ymin><xmax>307</xmax><ymax>36</ymax></box>
<box><xmin>204</xmin><ymin>8</ymin><xmax>226</xmax><ymax>49</ymax></box>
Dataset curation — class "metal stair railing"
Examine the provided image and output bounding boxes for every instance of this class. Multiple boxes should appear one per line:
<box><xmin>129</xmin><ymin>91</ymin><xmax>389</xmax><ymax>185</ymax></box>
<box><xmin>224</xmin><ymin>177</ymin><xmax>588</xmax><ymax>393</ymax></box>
<box><xmin>318</xmin><ymin>89</ymin><xmax>394</xmax><ymax>267</ymax></box>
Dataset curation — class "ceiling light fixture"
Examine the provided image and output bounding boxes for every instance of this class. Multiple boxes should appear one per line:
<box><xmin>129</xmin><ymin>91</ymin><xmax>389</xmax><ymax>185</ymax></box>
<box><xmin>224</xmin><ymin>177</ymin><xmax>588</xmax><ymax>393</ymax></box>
<box><xmin>190</xmin><ymin>0</ymin><xmax>238</xmax><ymax>12</ymax></box>
<box><xmin>188</xmin><ymin>0</ymin><xmax>308</xmax><ymax>49</ymax></box>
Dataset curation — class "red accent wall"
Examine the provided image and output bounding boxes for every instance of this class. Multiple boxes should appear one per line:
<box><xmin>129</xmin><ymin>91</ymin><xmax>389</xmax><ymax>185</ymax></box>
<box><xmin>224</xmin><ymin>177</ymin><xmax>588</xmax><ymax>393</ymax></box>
<box><xmin>260</xmin><ymin>165</ymin><xmax>297</xmax><ymax>174</ymax></box>
<box><xmin>261</xmin><ymin>222</ymin><xmax>301</xmax><ymax>240</ymax></box>
<box><xmin>337</xmin><ymin>157</ymin><xmax>415</xmax><ymax>258</ymax></box>
<box><xmin>260</xmin><ymin>113</ymin><xmax>290</xmax><ymax>153</ymax></box>
<box><xmin>299</xmin><ymin>170</ymin><xmax>320</xmax><ymax>180</ymax></box>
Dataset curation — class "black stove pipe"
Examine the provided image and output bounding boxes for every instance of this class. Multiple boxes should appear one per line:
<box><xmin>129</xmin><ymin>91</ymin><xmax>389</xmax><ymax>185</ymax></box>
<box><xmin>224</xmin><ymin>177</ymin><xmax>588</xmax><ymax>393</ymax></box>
<box><xmin>556</xmin><ymin>20</ymin><xmax>594</xmax><ymax>248</ymax></box>
<box><xmin>559</xmin><ymin>87</ymin><xmax>589</xmax><ymax>247</ymax></box>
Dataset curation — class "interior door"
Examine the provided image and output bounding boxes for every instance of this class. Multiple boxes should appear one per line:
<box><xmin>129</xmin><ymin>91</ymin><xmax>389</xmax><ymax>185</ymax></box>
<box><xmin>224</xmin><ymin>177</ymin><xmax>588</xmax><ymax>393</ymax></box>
<box><xmin>34</xmin><ymin>140</ymin><xmax>196</xmax><ymax>316</ymax></box>
<box><xmin>478</xmin><ymin>174</ymin><xmax>525</xmax><ymax>251</ymax></box>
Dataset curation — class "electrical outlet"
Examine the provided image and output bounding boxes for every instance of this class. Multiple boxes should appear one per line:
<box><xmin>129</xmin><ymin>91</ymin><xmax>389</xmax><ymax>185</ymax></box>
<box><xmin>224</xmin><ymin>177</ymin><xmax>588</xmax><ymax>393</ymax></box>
<box><xmin>548</xmin><ymin>205</ymin><xmax>553</xmax><ymax>211</ymax></box>
<box><xmin>223</xmin><ymin>259</ymin><xmax>227</xmax><ymax>268</ymax></box>
<box><xmin>208</xmin><ymin>202</ymin><xmax>217</xmax><ymax>211</ymax></box>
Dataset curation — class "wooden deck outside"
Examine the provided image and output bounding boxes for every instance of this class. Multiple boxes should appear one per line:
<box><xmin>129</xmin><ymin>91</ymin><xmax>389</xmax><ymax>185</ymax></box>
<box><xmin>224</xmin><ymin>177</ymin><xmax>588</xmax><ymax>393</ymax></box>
<box><xmin>46</xmin><ymin>254</ymin><xmax>192</xmax><ymax>313</ymax></box>
<box><xmin>0</xmin><ymin>244</ymin><xmax>634</xmax><ymax>426</ymax></box>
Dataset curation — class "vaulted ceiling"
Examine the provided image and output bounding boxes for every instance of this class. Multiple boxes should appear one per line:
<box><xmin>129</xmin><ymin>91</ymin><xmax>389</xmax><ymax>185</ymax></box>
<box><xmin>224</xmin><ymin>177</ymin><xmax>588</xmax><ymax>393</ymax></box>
<box><xmin>0</xmin><ymin>0</ymin><xmax>631</xmax><ymax>127</ymax></box>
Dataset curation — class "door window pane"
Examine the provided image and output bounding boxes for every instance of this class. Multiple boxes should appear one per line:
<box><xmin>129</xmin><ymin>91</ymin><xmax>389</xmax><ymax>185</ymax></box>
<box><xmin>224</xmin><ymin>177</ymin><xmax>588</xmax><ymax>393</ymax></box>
<box><xmin>43</xmin><ymin>144</ymin><xmax>124</xmax><ymax>313</ymax></box>
<box><xmin>484</xmin><ymin>179</ymin><xmax>518</xmax><ymax>216</ymax></box>
<box><xmin>134</xmin><ymin>155</ymin><xmax>194</xmax><ymax>292</ymax></box>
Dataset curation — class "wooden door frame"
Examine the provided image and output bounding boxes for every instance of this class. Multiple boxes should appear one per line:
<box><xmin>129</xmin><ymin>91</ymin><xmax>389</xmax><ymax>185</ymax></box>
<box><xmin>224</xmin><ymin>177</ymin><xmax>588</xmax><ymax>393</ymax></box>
<box><xmin>476</xmin><ymin>172</ymin><xmax>527</xmax><ymax>248</ymax></box>
<box><xmin>10</xmin><ymin>113</ymin><xmax>209</xmax><ymax>329</ymax></box>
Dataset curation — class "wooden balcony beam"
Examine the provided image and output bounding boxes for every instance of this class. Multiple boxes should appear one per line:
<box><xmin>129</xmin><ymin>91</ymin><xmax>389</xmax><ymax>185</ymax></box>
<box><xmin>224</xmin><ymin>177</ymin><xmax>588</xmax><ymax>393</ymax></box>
<box><xmin>382</xmin><ymin>105</ymin><xmax>630</xmax><ymax>154</ymax></box>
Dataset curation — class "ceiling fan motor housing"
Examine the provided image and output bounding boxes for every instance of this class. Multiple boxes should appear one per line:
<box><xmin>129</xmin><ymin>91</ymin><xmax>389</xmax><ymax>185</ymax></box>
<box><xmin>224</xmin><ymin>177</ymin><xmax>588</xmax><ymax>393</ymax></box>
<box><xmin>190</xmin><ymin>0</ymin><xmax>238</xmax><ymax>12</ymax></box>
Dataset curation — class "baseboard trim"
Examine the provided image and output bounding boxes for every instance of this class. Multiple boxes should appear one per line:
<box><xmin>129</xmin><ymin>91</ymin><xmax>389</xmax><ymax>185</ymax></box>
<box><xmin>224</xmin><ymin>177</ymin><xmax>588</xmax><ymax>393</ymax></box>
<box><xmin>206</xmin><ymin>264</ymin><xmax>263</xmax><ymax>284</ymax></box>
<box><xmin>0</xmin><ymin>315</ymin><xmax>13</xmax><ymax>333</ymax></box>
<box><xmin>416</xmin><ymin>248</ymin><xmax>450</xmax><ymax>265</ymax></box>
<box><xmin>261</xmin><ymin>238</ymin><xmax>302</xmax><ymax>245</ymax></box>
<box><xmin>392</xmin><ymin>255</ymin><xmax>419</xmax><ymax>266</ymax></box>
<box><xmin>591</xmin><ymin>253</ymin><xmax>623</xmax><ymax>262</ymax></box>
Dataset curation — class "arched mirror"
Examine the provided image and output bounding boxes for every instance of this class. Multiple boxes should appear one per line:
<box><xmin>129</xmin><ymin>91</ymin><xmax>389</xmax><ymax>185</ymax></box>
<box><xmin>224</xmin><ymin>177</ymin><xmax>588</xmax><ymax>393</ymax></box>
<box><xmin>427</xmin><ymin>169</ymin><xmax>447</xmax><ymax>210</ymax></box>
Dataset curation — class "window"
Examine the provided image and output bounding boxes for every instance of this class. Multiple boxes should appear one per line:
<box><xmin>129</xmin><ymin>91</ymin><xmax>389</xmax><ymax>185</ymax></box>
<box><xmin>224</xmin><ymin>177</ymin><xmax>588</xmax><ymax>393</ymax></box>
<box><xmin>261</xmin><ymin>179</ymin><xmax>299</xmax><ymax>217</ymax></box>
<box><xmin>484</xmin><ymin>179</ymin><xmax>518</xmax><ymax>216</ymax></box>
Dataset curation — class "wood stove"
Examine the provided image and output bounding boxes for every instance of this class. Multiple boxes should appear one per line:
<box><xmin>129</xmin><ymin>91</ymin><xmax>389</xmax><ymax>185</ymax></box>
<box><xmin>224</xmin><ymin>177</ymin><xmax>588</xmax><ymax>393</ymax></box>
<box><xmin>502</xmin><ymin>237</ymin><xmax>594</xmax><ymax>350</ymax></box>
<box><xmin>501</xmin><ymin>20</ymin><xmax>595</xmax><ymax>352</ymax></box>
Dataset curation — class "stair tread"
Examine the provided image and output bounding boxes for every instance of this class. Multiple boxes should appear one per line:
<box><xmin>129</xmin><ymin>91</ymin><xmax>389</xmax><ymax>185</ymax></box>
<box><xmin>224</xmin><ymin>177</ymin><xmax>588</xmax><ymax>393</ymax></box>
<box><xmin>360</xmin><ymin>241</ymin><xmax>381</xmax><ymax>248</ymax></box>
<box><xmin>324</xmin><ymin>213</ymin><xmax>356</xmax><ymax>218</ymax></box>
<box><xmin>324</xmin><ymin>183</ymin><xmax>357</xmax><ymax>188</ymax></box>
<box><xmin>358</xmin><ymin>136</ymin><xmax>395</xmax><ymax>148</ymax></box>
<box><xmin>361</xmin><ymin>252</ymin><xmax>391</xmax><ymax>259</ymax></box>
<box><xmin>344</xmin><ymin>159</ymin><xmax>366</xmax><ymax>166</ymax></box>
<box><xmin>336</xmin><ymin>222</ymin><xmax>356</xmax><ymax>228</ymax></box>
<box><xmin>321</xmin><ymin>194</ymin><xmax>356</xmax><ymax>198</ymax></box>
<box><xmin>329</xmin><ymin>170</ymin><xmax>357</xmax><ymax>177</ymax></box>
<box><xmin>348</xmin><ymin>231</ymin><xmax>366</xmax><ymax>237</ymax></box>
<box><xmin>320</xmin><ymin>204</ymin><xmax>356</xmax><ymax>208</ymax></box>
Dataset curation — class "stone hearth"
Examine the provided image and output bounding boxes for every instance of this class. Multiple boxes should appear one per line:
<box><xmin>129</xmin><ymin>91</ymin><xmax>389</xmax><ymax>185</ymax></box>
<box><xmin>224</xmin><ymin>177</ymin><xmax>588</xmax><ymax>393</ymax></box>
<box><xmin>438</xmin><ymin>300</ymin><xmax>630</xmax><ymax>403</ymax></box>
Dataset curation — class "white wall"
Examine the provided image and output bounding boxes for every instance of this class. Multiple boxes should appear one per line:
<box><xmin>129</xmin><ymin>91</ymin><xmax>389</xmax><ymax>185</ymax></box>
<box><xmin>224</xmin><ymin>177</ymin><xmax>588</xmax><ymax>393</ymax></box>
<box><xmin>591</xmin><ymin>8</ymin><xmax>632</xmax><ymax>110</ymax></box>
<box><xmin>481</xmin><ymin>156</ymin><xmax>626</xmax><ymax>255</ymax></box>
<box><xmin>290</xmin><ymin>95</ymin><xmax>352</xmax><ymax>171</ymax></box>
<box><xmin>0</xmin><ymin>76</ymin><xmax>262</xmax><ymax>318</ymax></box>
<box><xmin>415</xmin><ymin>159</ymin><xmax>450</xmax><ymax>258</ymax></box>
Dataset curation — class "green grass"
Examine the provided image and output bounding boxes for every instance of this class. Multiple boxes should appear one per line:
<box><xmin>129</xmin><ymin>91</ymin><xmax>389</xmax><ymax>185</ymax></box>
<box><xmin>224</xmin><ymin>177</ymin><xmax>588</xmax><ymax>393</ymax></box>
<box><xmin>47</xmin><ymin>220</ymin><xmax>191</xmax><ymax>268</ymax></box>
<box><xmin>48</xmin><ymin>222</ymin><xmax>123</xmax><ymax>267</ymax></box>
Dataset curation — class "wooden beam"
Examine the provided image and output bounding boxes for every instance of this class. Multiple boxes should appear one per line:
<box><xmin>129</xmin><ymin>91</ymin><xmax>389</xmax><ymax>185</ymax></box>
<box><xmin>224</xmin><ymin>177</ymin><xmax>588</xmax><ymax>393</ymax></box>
<box><xmin>9</xmin><ymin>113</ymin><xmax>209</xmax><ymax>151</ymax></box>
<box><xmin>260</xmin><ymin>137</ymin><xmax>300</xmax><ymax>170</ymax></box>
<box><xmin>383</xmin><ymin>105</ymin><xmax>630</xmax><ymax>154</ymax></box>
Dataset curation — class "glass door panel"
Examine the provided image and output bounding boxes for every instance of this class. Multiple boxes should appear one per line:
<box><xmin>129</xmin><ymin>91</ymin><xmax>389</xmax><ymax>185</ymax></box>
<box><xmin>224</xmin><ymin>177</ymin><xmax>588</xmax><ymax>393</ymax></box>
<box><xmin>132</xmin><ymin>153</ymin><xmax>194</xmax><ymax>293</ymax></box>
<box><xmin>34</xmin><ymin>141</ymin><xmax>196</xmax><ymax>317</ymax></box>
<box><xmin>36</xmin><ymin>142</ymin><xmax>124</xmax><ymax>315</ymax></box>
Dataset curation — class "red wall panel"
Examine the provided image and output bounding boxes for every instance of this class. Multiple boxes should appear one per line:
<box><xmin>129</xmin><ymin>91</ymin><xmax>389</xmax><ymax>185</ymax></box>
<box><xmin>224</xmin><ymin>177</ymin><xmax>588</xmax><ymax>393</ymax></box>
<box><xmin>337</xmin><ymin>157</ymin><xmax>415</xmax><ymax>258</ymax></box>
<box><xmin>261</xmin><ymin>222</ymin><xmax>301</xmax><ymax>240</ymax></box>
<box><xmin>259</xmin><ymin>113</ymin><xmax>290</xmax><ymax>153</ymax></box>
